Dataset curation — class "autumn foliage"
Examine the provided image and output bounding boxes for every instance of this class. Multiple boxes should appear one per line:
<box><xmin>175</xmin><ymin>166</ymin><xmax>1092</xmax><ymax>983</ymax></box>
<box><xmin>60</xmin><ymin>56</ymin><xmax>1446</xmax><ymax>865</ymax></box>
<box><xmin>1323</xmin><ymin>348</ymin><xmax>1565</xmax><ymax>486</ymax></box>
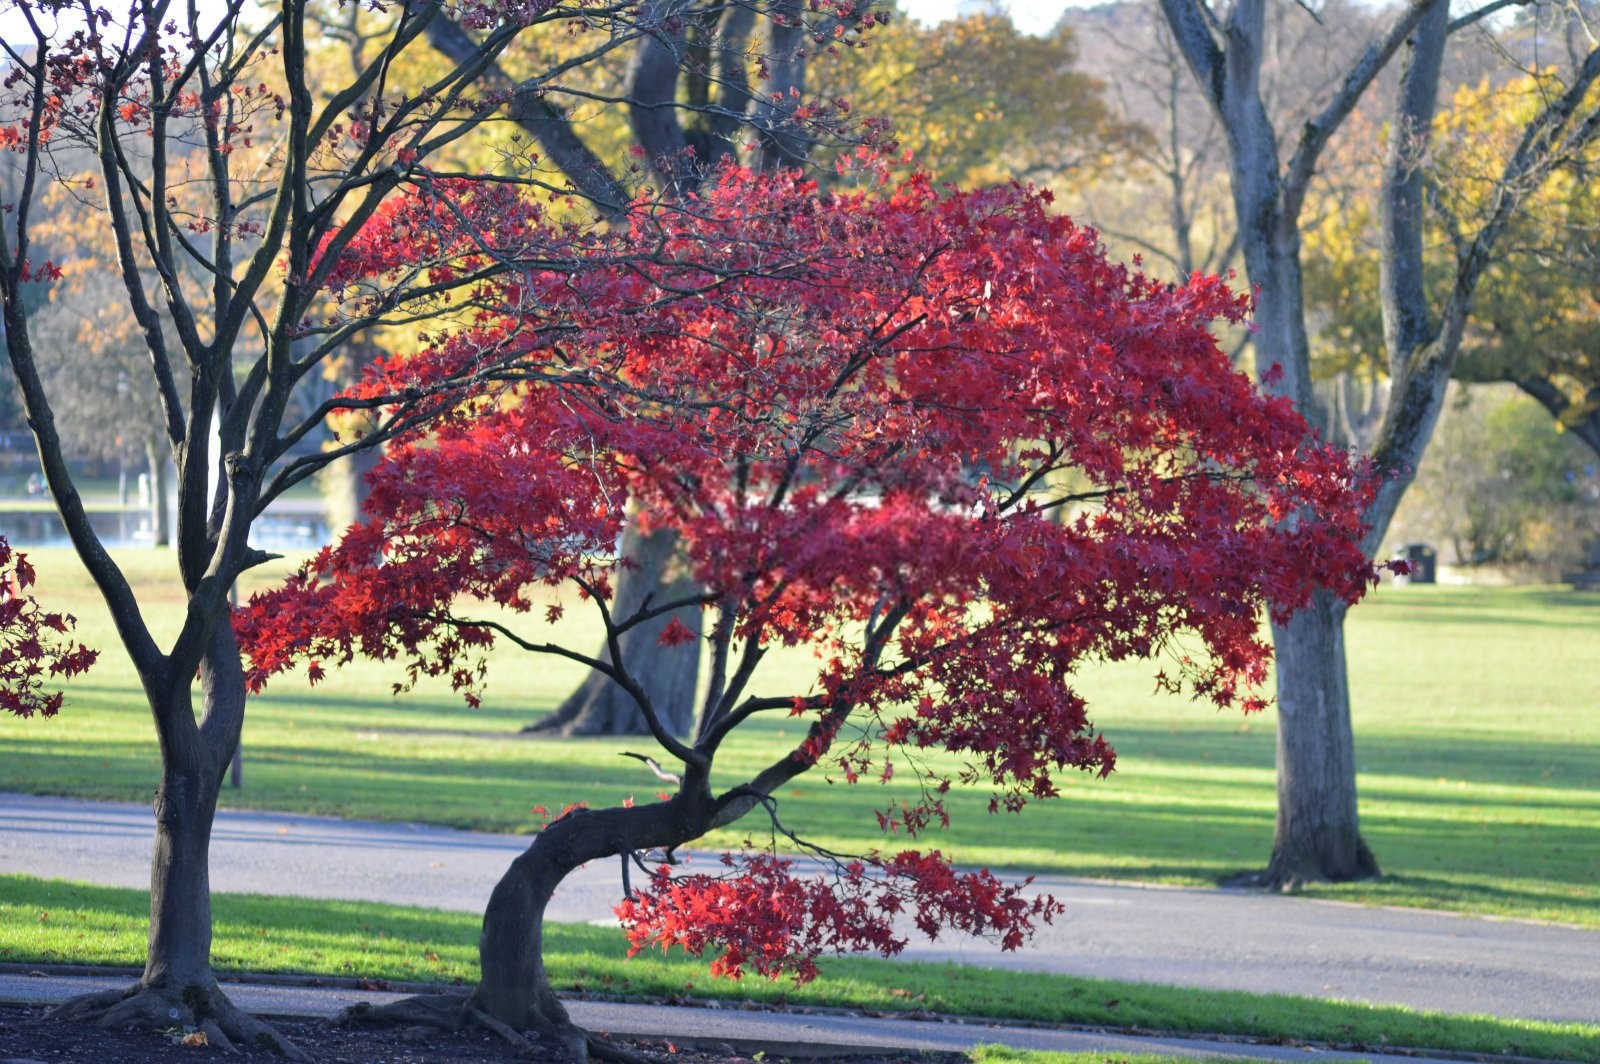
<box><xmin>238</xmin><ymin>167</ymin><xmax>1382</xmax><ymax>981</ymax></box>
<box><xmin>0</xmin><ymin>537</ymin><xmax>96</xmax><ymax>719</ymax></box>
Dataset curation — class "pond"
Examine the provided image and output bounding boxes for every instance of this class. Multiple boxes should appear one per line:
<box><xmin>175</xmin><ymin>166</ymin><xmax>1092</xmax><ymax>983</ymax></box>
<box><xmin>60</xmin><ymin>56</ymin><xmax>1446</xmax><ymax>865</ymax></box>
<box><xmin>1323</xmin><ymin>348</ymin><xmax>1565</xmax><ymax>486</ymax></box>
<box><xmin>0</xmin><ymin>508</ymin><xmax>329</xmax><ymax>552</ymax></box>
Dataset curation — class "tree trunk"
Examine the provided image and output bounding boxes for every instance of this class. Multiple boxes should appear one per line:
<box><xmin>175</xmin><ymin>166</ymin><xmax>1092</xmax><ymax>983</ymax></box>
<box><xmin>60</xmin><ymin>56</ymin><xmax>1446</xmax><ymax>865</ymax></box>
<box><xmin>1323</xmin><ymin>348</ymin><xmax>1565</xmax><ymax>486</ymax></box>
<box><xmin>142</xmin><ymin>752</ymin><xmax>222</xmax><ymax>992</ymax></box>
<box><xmin>144</xmin><ymin>437</ymin><xmax>169</xmax><ymax>548</ymax></box>
<box><xmin>1230</xmin><ymin>209</ymin><xmax>1376</xmax><ymax>888</ymax></box>
<box><xmin>319</xmin><ymin>444</ymin><xmax>378</xmax><ymax>535</ymax></box>
<box><xmin>1261</xmin><ymin>589</ymin><xmax>1378</xmax><ymax>887</ymax></box>
<box><xmin>528</xmin><ymin>521</ymin><xmax>700</xmax><ymax>738</ymax></box>
<box><xmin>471</xmin><ymin>843</ymin><xmax>581</xmax><ymax>1048</ymax></box>
<box><xmin>466</xmin><ymin>801</ymin><xmax>701</xmax><ymax>1058</ymax></box>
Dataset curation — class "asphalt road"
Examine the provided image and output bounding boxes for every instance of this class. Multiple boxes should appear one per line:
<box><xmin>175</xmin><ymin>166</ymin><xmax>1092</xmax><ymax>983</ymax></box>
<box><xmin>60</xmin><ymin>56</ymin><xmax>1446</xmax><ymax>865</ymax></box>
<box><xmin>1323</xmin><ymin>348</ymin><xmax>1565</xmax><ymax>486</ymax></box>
<box><xmin>3</xmin><ymin>791</ymin><xmax>1597</xmax><ymax>1024</ymax></box>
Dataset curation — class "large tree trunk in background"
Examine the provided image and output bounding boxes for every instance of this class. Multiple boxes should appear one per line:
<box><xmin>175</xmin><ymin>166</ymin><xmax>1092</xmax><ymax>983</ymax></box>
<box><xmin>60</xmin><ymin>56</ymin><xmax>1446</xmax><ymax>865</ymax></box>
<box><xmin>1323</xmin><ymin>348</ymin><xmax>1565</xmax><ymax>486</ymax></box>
<box><xmin>1234</xmin><ymin>198</ymin><xmax>1378</xmax><ymax>888</ymax></box>
<box><xmin>1262</xmin><ymin>590</ymin><xmax>1377</xmax><ymax>886</ymax></box>
<box><xmin>144</xmin><ymin>437</ymin><xmax>169</xmax><ymax>548</ymax></box>
<box><xmin>1160</xmin><ymin>0</ymin><xmax>1399</xmax><ymax>888</ymax></box>
<box><xmin>527</xmin><ymin>521</ymin><xmax>700</xmax><ymax>738</ymax></box>
<box><xmin>319</xmin><ymin>445</ymin><xmax>378</xmax><ymax>535</ymax></box>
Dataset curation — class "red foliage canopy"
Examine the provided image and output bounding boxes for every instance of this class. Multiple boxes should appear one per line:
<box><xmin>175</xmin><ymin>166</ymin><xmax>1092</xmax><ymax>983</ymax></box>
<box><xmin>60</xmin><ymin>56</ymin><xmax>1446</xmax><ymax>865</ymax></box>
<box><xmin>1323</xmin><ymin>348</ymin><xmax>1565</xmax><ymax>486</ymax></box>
<box><xmin>237</xmin><ymin>168</ymin><xmax>1381</xmax><ymax>978</ymax></box>
<box><xmin>0</xmin><ymin>537</ymin><xmax>97</xmax><ymax>718</ymax></box>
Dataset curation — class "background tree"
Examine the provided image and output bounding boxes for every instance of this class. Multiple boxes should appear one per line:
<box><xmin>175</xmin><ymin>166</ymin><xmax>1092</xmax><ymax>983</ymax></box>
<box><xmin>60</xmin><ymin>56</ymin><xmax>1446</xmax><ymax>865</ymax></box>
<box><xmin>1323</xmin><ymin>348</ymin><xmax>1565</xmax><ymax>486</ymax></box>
<box><xmin>1302</xmin><ymin>69</ymin><xmax>1600</xmax><ymax>564</ymax></box>
<box><xmin>27</xmin><ymin>179</ymin><xmax>199</xmax><ymax>545</ymax></box>
<box><xmin>1430</xmin><ymin>73</ymin><xmax>1600</xmax><ymax>459</ymax></box>
<box><xmin>422</xmin><ymin>0</ymin><xmax>892</xmax><ymax>739</ymax></box>
<box><xmin>807</xmin><ymin>7</ymin><xmax>1138</xmax><ymax>187</ymax></box>
<box><xmin>1160</xmin><ymin>0</ymin><xmax>1600</xmax><ymax>888</ymax></box>
<box><xmin>238</xmin><ymin>169</ymin><xmax>1384</xmax><ymax>1060</ymax></box>
<box><xmin>1396</xmin><ymin>385</ymin><xmax>1598</xmax><ymax>570</ymax></box>
<box><xmin>0</xmin><ymin>0</ymin><xmax>854</xmax><ymax>1047</ymax></box>
<box><xmin>1065</xmin><ymin>0</ymin><xmax>1382</xmax><ymax>287</ymax></box>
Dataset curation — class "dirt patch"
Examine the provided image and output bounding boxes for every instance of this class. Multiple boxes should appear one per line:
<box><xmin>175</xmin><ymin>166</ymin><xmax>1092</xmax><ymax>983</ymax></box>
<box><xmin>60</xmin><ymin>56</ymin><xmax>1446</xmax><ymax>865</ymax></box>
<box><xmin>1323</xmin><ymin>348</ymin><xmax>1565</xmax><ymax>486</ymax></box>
<box><xmin>0</xmin><ymin>1003</ymin><xmax>965</xmax><ymax>1063</ymax></box>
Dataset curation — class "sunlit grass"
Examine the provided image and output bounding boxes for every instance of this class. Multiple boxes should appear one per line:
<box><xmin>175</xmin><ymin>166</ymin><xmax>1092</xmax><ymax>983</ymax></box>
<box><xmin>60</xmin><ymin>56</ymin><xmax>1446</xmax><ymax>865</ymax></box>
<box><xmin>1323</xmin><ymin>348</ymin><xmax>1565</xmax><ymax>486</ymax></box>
<box><xmin>2</xmin><ymin>548</ymin><xmax>1598</xmax><ymax>926</ymax></box>
<box><xmin>3</xmin><ymin>875</ymin><xmax>1594</xmax><ymax>1062</ymax></box>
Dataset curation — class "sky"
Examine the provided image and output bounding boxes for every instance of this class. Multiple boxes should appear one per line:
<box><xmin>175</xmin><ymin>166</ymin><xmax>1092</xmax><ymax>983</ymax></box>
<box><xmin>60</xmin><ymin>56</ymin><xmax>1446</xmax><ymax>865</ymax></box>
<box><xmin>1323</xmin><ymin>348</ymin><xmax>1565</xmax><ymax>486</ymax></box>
<box><xmin>903</xmin><ymin>0</ymin><xmax>1073</xmax><ymax>34</ymax></box>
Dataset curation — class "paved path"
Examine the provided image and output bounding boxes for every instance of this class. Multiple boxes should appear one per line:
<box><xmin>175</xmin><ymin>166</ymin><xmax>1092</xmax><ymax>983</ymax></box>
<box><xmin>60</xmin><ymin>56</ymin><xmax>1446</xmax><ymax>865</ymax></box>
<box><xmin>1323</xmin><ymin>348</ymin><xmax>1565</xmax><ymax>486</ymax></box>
<box><xmin>4</xmin><ymin>792</ymin><xmax>1598</xmax><ymax>1025</ymax></box>
<box><xmin>0</xmin><ymin>972</ymin><xmax>1473</xmax><ymax>1064</ymax></box>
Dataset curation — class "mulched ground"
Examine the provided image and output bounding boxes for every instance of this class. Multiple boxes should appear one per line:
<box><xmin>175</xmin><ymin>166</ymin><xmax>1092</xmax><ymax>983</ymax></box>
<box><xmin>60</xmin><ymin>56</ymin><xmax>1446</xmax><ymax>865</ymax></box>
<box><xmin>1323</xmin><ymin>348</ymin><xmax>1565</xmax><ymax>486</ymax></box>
<box><xmin>0</xmin><ymin>1004</ymin><xmax>966</xmax><ymax>1063</ymax></box>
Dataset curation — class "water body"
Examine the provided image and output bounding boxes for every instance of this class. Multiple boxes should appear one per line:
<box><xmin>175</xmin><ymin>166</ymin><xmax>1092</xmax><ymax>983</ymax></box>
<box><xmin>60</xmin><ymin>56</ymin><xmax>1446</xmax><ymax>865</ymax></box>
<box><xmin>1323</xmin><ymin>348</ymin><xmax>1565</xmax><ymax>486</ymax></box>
<box><xmin>0</xmin><ymin>508</ymin><xmax>328</xmax><ymax>552</ymax></box>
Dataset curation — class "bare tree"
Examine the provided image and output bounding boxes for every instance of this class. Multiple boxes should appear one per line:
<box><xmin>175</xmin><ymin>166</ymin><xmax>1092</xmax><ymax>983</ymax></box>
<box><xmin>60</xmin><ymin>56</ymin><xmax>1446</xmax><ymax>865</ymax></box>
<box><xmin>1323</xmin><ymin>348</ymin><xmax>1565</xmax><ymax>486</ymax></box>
<box><xmin>1159</xmin><ymin>0</ymin><xmax>1600</xmax><ymax>887</ymax></box>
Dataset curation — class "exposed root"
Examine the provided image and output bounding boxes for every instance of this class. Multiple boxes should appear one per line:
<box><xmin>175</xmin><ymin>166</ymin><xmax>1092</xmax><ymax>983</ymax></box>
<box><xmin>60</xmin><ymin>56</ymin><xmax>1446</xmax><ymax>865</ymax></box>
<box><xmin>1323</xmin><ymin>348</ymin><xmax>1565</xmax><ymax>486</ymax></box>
<box><xmin>48</xmin><ymin>980</ymin><xmax>305</xmax><ymax>1060</ymax></box>
<box><xmin>199</xmin><ymin>1018</ymin><xmax>236</xmax><ymax>1053</ymax></box>
<box><xmin>467</xmin><ymin>1006</ymin><xmax>540</xmax><ymax>1054</ymax></box>
<box><xmin>1222</xmin><ymin>848</ymin><xmax>1380</xmax><ymax>893</ymax></box>
<box><xmin>341</xmin><ymin>991</ymin><xmax>592</xmax><ymax>1061</ymax></box>
<box><xmin>210</xmin><ymin>992</ymin><xmax>307</xmax><ymax>1060</ymax></box>
<box><xmin>47</xmin><ymin>983</ymin><xmax>141</xmax><ymax>1024</ymax></box>
<box><xmin>587</xmin><ymin>1033</ymin><xmax>663</xmax><ymax>1064</ymax></box>
<box><xmin>338</xmin><ymin>991</ymin><xmax>471</xmax><ymax>1031</ymax></box>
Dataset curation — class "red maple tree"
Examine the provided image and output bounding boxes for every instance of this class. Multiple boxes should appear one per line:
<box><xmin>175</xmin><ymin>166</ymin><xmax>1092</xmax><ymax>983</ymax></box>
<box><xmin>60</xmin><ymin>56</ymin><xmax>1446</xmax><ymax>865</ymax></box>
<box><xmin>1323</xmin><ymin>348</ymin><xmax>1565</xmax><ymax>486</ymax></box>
<box><xmin>0</xmin><ymin>536</ymin><xmax>96</xmax><ymax>718</ymax></box>
<box><xmin>238</xmin><ymin>167</ymin><xmax>1382</xmax><ymax>1055</ymax></box>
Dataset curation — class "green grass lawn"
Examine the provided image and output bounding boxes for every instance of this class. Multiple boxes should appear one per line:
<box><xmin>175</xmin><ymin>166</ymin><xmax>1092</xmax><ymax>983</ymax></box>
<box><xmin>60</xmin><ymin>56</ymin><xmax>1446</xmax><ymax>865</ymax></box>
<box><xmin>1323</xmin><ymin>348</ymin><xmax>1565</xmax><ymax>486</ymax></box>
<box><xmin>4</xmin><ymin>875</ymin><xmax>1594</xmax><ymax>1062</ymax></box>
<box><xmin>2</xmin><ymin>548</ymin><xmax>1598</xmax><ymax>927</ymax></box>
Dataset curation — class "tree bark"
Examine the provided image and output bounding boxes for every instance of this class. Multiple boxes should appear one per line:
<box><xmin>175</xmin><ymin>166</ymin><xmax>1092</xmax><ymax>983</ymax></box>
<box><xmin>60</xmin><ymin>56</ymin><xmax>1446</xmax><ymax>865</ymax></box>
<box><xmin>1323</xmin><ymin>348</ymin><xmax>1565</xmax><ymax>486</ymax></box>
<box><xmin>52</xmin><ymin>643</ymin><xmax>299</xmax><ymax>1056</ymax></box>
<box><xmin>1261</xmin><ymin>590</ymin><xmax>1378</xmax><ymax>887</ymax></box>
<box><xmin>1516</xmin><ymin>376</ymin><xmax>1600</xmax><ymax>460</ymax></box>
<box><xmin>1243</xmin><ymin>237</ymin><xmax>1375</xmax><ymax>887</ymax></box>
<box><xmin>1213</xmin><ymin>77</ymin><xmax>1371</xmax><ymax>883</ymax></box>
<box><xmin>527</xmin><ymin>522</ymin><xmax>700</xmax><ymax>737</ymax></box>
<box><xmin>471</xmin><ymin>842</ymin><xmax>581</xmax><ymax>1047</ymax></box>
<box><xmin>470</xmin><ymin>800</ymin><xmax>700</xmax><ymax>1052</ymax></box>
<box><xmin>319</xmin><ymin>444</ymin><xmax>378</xmax><ymax>535</ymax></box>
<box><xmin>142</xmin><ymin>739</ymin><xmax>222</xmax><ymax>993</ymax></box>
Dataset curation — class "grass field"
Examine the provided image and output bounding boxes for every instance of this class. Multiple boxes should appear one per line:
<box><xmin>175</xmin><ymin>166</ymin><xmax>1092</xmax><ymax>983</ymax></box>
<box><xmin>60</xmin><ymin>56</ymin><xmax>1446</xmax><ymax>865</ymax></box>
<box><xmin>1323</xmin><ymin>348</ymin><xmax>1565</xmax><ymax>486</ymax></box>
<box><xmin>4</xmin><ymin>875</ymin><xmax>1594</xmax><ymax>1062</ymax></box>
<box><xmin>1</xmin><ymin>548</ymin><xmax>1598</xmax><ymax>927</ymax></box>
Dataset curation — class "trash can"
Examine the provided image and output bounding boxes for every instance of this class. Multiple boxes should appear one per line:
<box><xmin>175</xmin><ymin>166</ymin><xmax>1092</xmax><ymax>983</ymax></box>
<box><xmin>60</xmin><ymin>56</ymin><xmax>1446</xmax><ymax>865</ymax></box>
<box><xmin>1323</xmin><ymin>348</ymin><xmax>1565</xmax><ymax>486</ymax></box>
<box><xmin>1399</xmin><ymin>543</ymin><xmax>1436</xmax><ymax>584</ymax></box>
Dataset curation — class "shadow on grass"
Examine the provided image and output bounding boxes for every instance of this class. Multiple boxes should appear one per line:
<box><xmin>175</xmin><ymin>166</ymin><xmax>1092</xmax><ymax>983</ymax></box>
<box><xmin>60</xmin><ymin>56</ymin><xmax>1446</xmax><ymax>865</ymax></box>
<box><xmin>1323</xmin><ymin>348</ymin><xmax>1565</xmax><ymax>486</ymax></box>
<box><xmin>1092</xmin><ymin>725</ymin><xmax>1600</xmax><ymax>792</ymax></box>
<box><xmin>1363</xmin><ymin>585</ymin><xmax>1600</xmax><ymax>624</ymax></box>
<box><xmin>1298</xmin><ymin>871</ymin><xmax>1599</xmax><ymax>913</ymax></box>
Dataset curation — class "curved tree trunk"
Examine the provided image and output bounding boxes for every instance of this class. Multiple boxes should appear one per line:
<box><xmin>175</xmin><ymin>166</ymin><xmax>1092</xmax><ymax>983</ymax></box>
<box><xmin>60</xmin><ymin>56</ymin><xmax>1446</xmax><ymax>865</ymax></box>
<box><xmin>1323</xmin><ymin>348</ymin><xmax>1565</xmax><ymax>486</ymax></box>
<box><xmin>527</xmin><ymin>521</ymin><xmax>700</xmax><ymax>738</ymax></box>
<box><xmin>142</xmin><ymin>753</ymin><xmax>222</xmax><ymax>992</ymax></box>
<box><xmin>471</xmin><ymin>841</ymin><xmax>585</xmax><ymax>1054</ymax></box>
<box><xmin>340</xmin><ymin>802</ymin><xmax>707</xmax><ymax>1060</ymax></box>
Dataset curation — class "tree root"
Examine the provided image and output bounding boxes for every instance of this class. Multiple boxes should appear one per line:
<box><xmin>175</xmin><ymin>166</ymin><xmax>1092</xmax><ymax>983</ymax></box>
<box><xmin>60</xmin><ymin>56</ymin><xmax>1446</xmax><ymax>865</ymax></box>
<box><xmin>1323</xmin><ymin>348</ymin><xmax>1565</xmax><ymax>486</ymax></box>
<box><xmin>467</xmin><ymin>1006</ymin><xmax>541</xmax><ymax>1054</ymax></box>
<box><xmin>341</xmin><ymin>991</ymin><xmax>593</xmax><ymax>1060</ymax></box>
<box><xmin>47</xmin><ymin>979</ymin><xmax>307</xmax><ymax>1060</ymax></box>
<box><xmin>338</xmin><ymin>991</ymin><xmax>472</xmax><ymax>1031</ymax></box>
<box><xmin>587</xmin><ymin>1033</ymin><xmax>664</xmax><ymax>1064</ymax></box>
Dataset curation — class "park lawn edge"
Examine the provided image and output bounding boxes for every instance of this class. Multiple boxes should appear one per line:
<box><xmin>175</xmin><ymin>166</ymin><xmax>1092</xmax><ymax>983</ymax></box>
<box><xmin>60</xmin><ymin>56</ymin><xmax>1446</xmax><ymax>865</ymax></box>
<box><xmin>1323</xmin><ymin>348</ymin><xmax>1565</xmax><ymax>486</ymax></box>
<box><xmin>0</xmin><ymin>875</ymin><xmax>1594</xmax><ymax>1063</ymax></box>
<box><xmin>967</xmin><ymin>1054</ymin><xmax>1372</xmax><ymax>1064</ymax></box>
